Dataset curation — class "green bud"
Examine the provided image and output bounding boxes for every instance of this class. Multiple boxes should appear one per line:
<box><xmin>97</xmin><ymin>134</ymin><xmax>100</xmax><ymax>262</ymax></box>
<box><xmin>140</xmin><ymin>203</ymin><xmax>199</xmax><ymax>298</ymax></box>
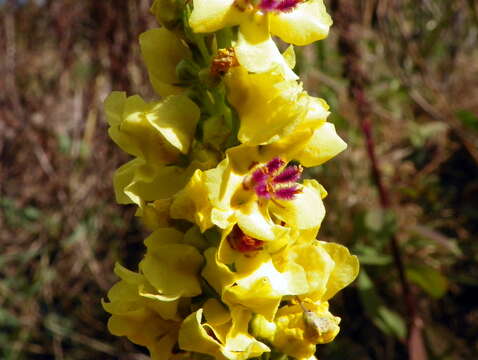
<box><xmin>198</xmin><ymin>68</ymin><xmax>221</xmax><ymax>88</ymax></box>
<box><xmin>150</xmin><ymin>0</ymin><xmax>185</xmax><ymax>30</ymax></box>
<box><xmin>176</xmin><ymin>59</ymin><xmax>200</xmax><ymax>81</ymax></box>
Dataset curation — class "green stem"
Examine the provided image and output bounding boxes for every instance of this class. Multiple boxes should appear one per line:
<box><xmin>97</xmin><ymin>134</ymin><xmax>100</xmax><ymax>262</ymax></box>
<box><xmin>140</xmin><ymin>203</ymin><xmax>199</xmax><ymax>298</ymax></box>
<box><xmin>216</xmin><ymin>27</ymin><xmax>233</xmax><ymax>48</ymax></box>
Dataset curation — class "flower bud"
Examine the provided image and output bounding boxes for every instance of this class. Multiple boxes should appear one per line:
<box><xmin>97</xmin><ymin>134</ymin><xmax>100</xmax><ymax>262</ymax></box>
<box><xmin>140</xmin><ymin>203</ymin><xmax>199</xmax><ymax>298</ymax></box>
<box><xmin>176</xmin><ymin>59</ymin><xmax>199</xmax><ymax>82</ymax></box>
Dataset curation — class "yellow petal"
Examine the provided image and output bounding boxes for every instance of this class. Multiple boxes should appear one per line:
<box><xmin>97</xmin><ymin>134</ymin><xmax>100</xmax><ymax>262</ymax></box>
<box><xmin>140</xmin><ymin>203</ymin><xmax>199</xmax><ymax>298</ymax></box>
<box><xmin>225</xmin><ymin>67</ymin><xmax>307</xmax><ymax>145</ymax></box>
<box><xmin>224</xmin><ymin>98</ymin><xmax>331</xmax><ymax>173</ymax></box>
<box><xmin>269</xmin><ymin>179</ymin><xmax>326</xmax><ymax>230</ymax></box>
<box><xmin>106</xmin><ymin>93</ymin><xmax>199</xmax><ymax>163</ymax></box>
<box><xmin>141</xmin><ymin>199</ymin><xmax>173</xmax><ymax>231</ymax></box>
<box><xmin>223</xmin><ymin>259</ymin><xmax>308</xmax><ymax>320</ymax></box>
<box><xmin>104</xmin><ymin>91</ymin><xmax>126</xmax><ymax>127</ymax></box>
<box><xmin>236</xmin><ymin>18</ymin><xmax>298</xmax><ymax>80</ymax></box>
<box><xmin>178</xmin><ymin>309</ymin><xmax>225</xmax><ymax>359</ymax></box>
<box><xmin>293</xmin><ymin>122</ymin><xmax>347</xmax><ymax>167</ymax></box>
<box><xmin>189</xmin><ymin>0</ymin><xmax>243</xmax><ymax>33</ymax></box>
<box><xmin>202</xmin><ymin>247</ymin><xmax>236</xmax><ymax>295</ymax></box>
<box><xmin>113</xmin><ymin>158</ymin><xmax>193</xmax><ymax>205</ymax></box>
<box><xmin>140</xmin><ymin>28</ymin><xmax>191</xmax><ymax>97</ymax></box>
<box><xmin>108</xmin><ymin>310</ymin><xmax>177</xmax><ymax>358</ymax></box>
<box><xmin>146</xmin><ymin>95</ymin><xmax>200</xmax><ymax>154</ymax></box>
<box><xmin>287</xmin><ymin>242</ymin><xmax>335</xmax><ymax>300</ymax></box>
<box><xmin>114</xmin><ymin>262</ymin><xmax>144</xmax><ymax>285</ymax></box>
<box><xmin>224</xmin><ymin>307</ymin><xmax>270</xmax><ymax>356</ymax></box>
<box><xmin>236</xmin><ymin>201</ymin><xmax>289</xmax><ymax>242</ymax></box>
<box><xmin>318</xmin><ymin>241</ymin><xmax>360</xmax><ymax>301</ymax></box>
<box><xmin>270</xmin><ymin>0</ymin><xmax>332</xmax><ymax>46</ymax></box>
<box><xmin>205</xmin><ymin>158</ymin><xmax>244</xmax><ymax>211</ymax></box>
<box><xmin>141</xmin><ymin>228</ymin><xmax>204</xmax><ymax>298</ymax></box>
<box><xmin>282</xmin><ymin>45</ymin><xmax>296</xmax><ymax>69</ymax></box>
<box><xmin>179</xmin><ymin>308</ymin><xmax>269</xmax><ymax>360</ymax></box>
<box><xmin>203</xmin><ymin>298</ymin><xmax>231</xmax><ymax>326</ymax></box>
<box><xmin>170</xmin><ymin>169</ymin><xmax>214</xmax><ymax>232</ymax></box>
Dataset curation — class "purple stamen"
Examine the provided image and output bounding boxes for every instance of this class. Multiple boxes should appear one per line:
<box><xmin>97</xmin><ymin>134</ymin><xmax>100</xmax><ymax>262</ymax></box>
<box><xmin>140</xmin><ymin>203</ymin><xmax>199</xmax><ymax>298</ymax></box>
<box><xmin>274</xmin><ymin>185</ymin><xmax>302</xmax><ymax>200</ymax></box>
<box><xmin>244</xmin><ymin>157</ymin><xmax>303</xmax><ymax>201</ymax></box>
<box><xmin>251</xmin><ymin>168</ymin><xmax>268</xmax><ymax>185</ymax></box>
<box><xmin>259</xmin><ymin>0</ymin><xmax>302</xmax><ymax>12</ymax></box>
<box><xmin>266</xmin><ymin>157</ymin><xmax>285</xmax><ymax>174</ymax></box>
<box><xmin>254</xmin><ymin>183</ymin><xmax>271</xmax><ymax>199</ymax></box>
<box><xmin>273</xmin><ymin>165</ymin><xmax>303</xmax><ymax>184</ymax></box>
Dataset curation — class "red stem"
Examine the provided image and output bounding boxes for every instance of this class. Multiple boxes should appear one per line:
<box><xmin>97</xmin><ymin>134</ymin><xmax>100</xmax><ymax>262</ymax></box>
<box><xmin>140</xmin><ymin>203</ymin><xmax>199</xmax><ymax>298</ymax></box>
<box><xmin>331</xmin><ymin>0</ymin><xmax>422</xmax><ymax>351</ymax></box>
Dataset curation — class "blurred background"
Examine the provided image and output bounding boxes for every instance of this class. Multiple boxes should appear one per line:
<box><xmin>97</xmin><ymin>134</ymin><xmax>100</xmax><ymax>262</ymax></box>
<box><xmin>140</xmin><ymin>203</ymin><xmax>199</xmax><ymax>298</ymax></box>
<box><xmin>1</xmin><ymin>0</ymin><xmax>477</xmax><ymax>359</ymax></box>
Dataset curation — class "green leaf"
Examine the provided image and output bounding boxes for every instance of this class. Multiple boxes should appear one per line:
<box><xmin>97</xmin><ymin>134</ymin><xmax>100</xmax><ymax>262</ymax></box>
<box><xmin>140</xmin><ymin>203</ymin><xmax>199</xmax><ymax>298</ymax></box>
<box><xmin>354</xmin><ymin>244</ymin><xmax>392</xmax><ymax>266</ymax></box>
<box><xmin>406</xmin><ymin>264</ymin><xmax>448</xmax><ymax>299</ymax></box>
<box><xmin>456</xmin><ymin>110</ymin><xmax>478</xmax><ymax>131</ymax></box>
<box><xmin>357</xmin><ymin>270</ymin><xmax>406</xmax><ymax>340</ymax></box>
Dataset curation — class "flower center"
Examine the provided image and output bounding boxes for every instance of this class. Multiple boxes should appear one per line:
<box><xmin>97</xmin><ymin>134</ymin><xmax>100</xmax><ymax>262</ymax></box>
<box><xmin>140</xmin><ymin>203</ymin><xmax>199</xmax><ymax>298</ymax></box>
<box><xmin>243</xmin><ymin>157</ymin><xmax>303</xmax><ymax>200</ymax></box>
<box><xmin>227</xmin><ymin>225</ymin><xmax>264</xmax><ymax>253</ymax></box>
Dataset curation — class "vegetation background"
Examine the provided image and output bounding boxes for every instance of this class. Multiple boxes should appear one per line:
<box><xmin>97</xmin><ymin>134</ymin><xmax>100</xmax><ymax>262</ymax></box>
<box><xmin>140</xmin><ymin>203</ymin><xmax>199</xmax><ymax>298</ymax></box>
<box><xmin>1</xmin><ymin>0</ymin><xmax>477</xmax><ymax>359</ymax></box>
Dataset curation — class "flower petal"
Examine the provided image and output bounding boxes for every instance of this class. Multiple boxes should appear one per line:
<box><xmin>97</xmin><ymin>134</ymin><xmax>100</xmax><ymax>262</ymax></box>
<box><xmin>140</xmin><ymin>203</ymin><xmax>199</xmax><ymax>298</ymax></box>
<box><xmin>140</xmin><ymin>28</ymin><xmax>191</xmax><ymax>97</ymax></box>
<box><xmin>225</xmin><ymin>67</ymin><xmax>307</xmax><ymax>145</ymax></box>
<box><xmin>270</xmin><ymin>0</ymin><xmax>332</xmax><ymax>46</ymax></box>
<box><xmin>189</xmin><ymin>0</ymin><xmax>242</xmax><ymax>33</ymax></box>
<box><xmin>236</xmin><ymin>18</ymin><xmax>298</xmax><ymax>80</ymax></box>
<box><xmin>292</xmin><ymin>122</ymin><xmax>347</xmax><ymax>167</ymax></box>
<box><xmin>140</xmin><ymin>228</ymin><xmax>204</xmax><ymax>298</ymax></box>
<box><xmin>318</xmin><ymin>241</ymin><xmax>360</xmax><ymax>300</ymax></box>
<box><xmin>269</xmin><ymin>179</ymin><xmax>326</xmax><ymax>230</ymax></box>
<box><xmin>146</xmin><ymin>95</ymin><xmax>200</xmax><ymax>155</ymax></box>
<box><xmin>113</xmin><ymin>158</ymin><xmax>193</xmax><ymax>205</ymax></box>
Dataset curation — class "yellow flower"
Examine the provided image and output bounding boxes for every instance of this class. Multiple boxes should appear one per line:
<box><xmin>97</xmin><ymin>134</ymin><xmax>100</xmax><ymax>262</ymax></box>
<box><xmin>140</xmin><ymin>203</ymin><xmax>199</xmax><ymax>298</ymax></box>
<box><xmin>225</xmin><ymin>66</ymin><xmax>307</xmax><ymax>145</ymax></box>
<box><xmin>225</xmin><ymin>104</ymin><xmax>346</xmax><ymax>171</ymax></box>
<box><xmin>102</xmin><ymin>263</ymin><xmax>181</xmax><ymax>360</ymax></box>
<box><xmin>251</xmin><ymin>300</ymin><xmax>340</xmax><ymax>359</ymax></box>
<box><xmin>222</xmin><ymin>254</ymin><xmax>309</xmax><ymax>320</ymax></box>
<box><xmin>114</xmin><ymin>143</ymin><xmax>221</xmax><ymax>229</ymax></box>
<box><xmin>202</xmin><ymin>237</ymin><xmax>358</xmax><ymax>321</ymax></box>
<box><xmin>275</xmin><ymin>240</ymin><xmax>360</xmax><ymax>302</ymax></box>
<box><xmin>178</xmin><ymin>306</ymin><xmax>270</xmax><ymax>360</ymax></box>
<box><xmin>189</xmin><ymin>0</ymin><xmax>332</xmax><ymax>46</ymax></box>
<box><xmin>140</xmin><ymin>28</ymin><xmax>192</xmax><ymax>97</ymax></box>
<box><xmin>171</xmin><ymin>156</ymin><xmax>327</xmax><ymax>243</ymax></box>
<box><xmin>225</xmin><ymin>67</ymin><xmax>347</xmax><ymax>166</ymax></box>
<box><xmin>113</xmin><ymin>158</ymin><xmax>194</xmax><ymax>206</ymax></box>
<box><xmin>140</xmin><ymin>227</ymin><xmax>204</xmax><ymax>299</ymax></box>
<box><xmin>104</xmin><ymin>92</ymin><xmax>200</xmax><ymax>164</ymax></box>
